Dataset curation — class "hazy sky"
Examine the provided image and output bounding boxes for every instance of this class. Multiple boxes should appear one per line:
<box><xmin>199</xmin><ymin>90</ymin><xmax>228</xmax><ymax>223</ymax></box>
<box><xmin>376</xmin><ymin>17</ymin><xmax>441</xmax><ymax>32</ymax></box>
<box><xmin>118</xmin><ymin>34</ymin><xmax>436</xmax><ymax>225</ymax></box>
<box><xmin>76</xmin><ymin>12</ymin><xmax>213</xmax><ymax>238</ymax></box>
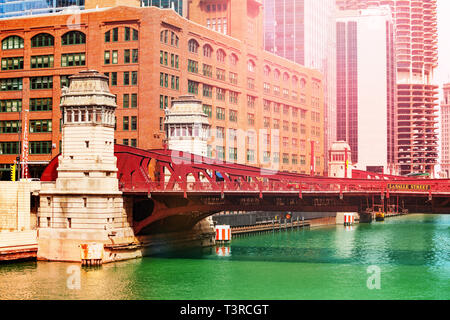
<box><xmin>436</xmin><ymin>0</ymin><xmax>450</xmax><ymax>94</ymax></box>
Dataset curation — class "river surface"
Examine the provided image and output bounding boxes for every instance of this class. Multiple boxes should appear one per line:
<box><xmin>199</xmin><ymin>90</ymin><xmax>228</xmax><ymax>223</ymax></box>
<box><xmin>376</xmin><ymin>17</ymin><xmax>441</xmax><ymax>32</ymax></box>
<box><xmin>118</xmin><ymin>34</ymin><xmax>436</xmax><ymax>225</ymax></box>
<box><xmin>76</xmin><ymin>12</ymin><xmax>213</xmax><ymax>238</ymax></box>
<box><xmin>0</xmin><ymin>214</ymin><xmax>449</xmax><ymax>300</ymax></box>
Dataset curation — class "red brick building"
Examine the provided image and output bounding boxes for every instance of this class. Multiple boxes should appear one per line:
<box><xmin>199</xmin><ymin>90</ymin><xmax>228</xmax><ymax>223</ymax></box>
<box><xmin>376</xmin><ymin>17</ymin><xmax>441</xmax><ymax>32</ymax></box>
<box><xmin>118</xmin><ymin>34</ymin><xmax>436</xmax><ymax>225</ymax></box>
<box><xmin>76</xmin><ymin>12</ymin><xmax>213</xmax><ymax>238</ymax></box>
<box><xmin>0</xmin><ymin>1</ymin><xmax>324</xmax><ymax>179</ymax></box>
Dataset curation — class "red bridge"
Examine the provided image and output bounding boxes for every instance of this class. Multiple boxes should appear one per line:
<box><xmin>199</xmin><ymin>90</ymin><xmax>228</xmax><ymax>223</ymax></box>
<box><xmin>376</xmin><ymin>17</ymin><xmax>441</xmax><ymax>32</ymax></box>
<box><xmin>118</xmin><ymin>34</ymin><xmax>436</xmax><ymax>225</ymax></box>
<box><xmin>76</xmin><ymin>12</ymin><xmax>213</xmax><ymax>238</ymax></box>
<box><xmin>42</xmin><ymin>145</ymin><xmax>450</xmax><ymax>235</ymax></box>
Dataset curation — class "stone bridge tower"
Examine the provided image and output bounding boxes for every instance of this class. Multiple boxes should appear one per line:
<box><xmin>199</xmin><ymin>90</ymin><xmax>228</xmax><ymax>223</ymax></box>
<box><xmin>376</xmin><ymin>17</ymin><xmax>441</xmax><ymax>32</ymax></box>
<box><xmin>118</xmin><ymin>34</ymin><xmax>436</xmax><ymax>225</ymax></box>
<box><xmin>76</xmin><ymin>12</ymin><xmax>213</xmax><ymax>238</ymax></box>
<box><xmin>37</xmin><ymin>70</ymin><xmax>138</xmax><ymax>263</ymax></box>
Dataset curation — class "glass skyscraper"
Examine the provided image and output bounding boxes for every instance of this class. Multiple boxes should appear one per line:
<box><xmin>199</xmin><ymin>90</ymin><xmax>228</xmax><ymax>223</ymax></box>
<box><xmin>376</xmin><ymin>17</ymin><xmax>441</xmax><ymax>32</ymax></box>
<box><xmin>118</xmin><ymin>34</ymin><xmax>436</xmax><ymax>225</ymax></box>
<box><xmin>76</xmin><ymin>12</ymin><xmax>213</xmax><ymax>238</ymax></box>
<box><xmin>141</xmin><ymin>0</ymin><xmax>184</xmax><ymax>16</ymax></box>
<box><xmin>264</xmin><ymin>0</ymin><xmax>337</xmax><ymax>174</ymax></box>
<box><xmin>0</xmin><ymin>0</ymin><xmax>84</xmax><ymax>18</ymax></box>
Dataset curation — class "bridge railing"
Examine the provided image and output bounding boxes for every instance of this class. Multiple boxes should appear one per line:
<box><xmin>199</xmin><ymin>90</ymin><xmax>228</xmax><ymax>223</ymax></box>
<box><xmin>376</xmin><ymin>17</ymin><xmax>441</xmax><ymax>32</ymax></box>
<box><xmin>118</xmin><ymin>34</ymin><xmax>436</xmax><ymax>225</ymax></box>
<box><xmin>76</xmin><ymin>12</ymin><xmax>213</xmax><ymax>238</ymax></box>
<box><xmin>120</xmin><ymin>179</ymin><xmax>450</xmax><ymax>195</ymax></box>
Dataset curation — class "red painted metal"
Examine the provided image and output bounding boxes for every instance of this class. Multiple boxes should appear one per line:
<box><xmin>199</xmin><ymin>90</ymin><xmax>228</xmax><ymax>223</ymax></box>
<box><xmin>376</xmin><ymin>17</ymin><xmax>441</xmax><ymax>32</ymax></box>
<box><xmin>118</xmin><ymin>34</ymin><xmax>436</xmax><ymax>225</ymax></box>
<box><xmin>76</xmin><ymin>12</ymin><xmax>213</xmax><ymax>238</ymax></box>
<box><xmin>41</xmin><ymin>145</ymin><xmax>450</xmax><ymax>196</ymax></box>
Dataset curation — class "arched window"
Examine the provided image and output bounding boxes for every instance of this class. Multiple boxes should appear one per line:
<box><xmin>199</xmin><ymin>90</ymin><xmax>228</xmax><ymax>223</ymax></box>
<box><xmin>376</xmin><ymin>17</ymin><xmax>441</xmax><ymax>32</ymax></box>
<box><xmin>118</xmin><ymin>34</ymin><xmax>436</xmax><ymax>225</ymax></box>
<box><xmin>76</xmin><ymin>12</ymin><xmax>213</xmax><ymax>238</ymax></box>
<box><xmin>283</xmin><ymin>72</ymin><xmax>290</xmax><ymax>82</ymax></box>
<box><xmin>31</xmin><ymin>33</ymin><xmax>54</xmax><ymax>48</ymax></box>
<box><xmin>160</xmin><ymin>30</ymin><xmax>168</xmax><ymax>44</ymax></box>
<box><xmin>263</xmin><ymin>65</ymin><xmax>271</xmax><ymax>77</ymax></box>
<box><xmin>188</xmin><ymin>39</ymin><xmax>199</xmax><ymax>53</ymax></box>
<box><xmin>300</xmin><ymin>78</ymin><xmax>307</xmax><ymax>89</ymax></box>
<box><xmin>62</xmin><ymin>31</ymin><xmax>86</xmax><ymax>45</ymax></box>
<box><xmin>274</xmin><ymin>69</ymin><xmax>280</xmax><ymax>80</ymax></box>
<box><xmin>247</xmin><ymin>59</ymin><xmax>256</xmax><ymax>72</ymax></box>
<box><xmin>203</xmin><ymin>44</ymin><xmax>213</xmax><ymax>58</ymax></box>
<box><xmin>217</xmin><ymin>49</ymin><xmax>226</xmax><ymax>63</ymax></box>
<box><xmin>170</xmin><ymin>31</ymin><xmax>178</xmax><ymax>47</ymax></box>
<box><xmin>2</xmin><ymin>35</ymin><xmax>24</xmax><ymax>50</ymax></box>
<box><xmin>229</xmin><ymin>53</ymin><xmax>238</xmax><ymax>66</ymax></box>
<box><xmin>292</xmin><ymin>75</ymin><xmax>299</xmax><ymax>86</ymax></box>
<box><xmin>124</xmin><ymin>27</ymin><xmax>138</xmax><ymax>41</ymax></box>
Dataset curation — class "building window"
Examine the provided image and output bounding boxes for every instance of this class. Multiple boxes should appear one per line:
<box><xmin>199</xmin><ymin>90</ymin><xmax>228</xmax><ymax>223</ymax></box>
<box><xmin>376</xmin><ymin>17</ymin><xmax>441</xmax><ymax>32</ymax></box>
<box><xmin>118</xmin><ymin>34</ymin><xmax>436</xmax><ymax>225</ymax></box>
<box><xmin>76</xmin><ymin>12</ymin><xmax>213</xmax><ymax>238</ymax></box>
<box><xmin>123</xmin><ymin>139</ymin><xmax>129</xmax><ymax>146</ymax></box>
<box><xmin>188</xmin><ymin>39</ymin><xmax>199</xmax><ymax>53</ymax></box>
<box><xmin>247</xmin><ymin>95</ymin><xmax>256</xmax><ymax>108</ymax></box>
<box><xmin>171</xmin><ymin>54</ymin><xmax>179</xmax><ymax>68</ymax></box>
<box><xmin>188</xmin><ymin>80</ymin><xmax>199</xmax><ymax>95</ymax></box>
<box><xmin>124</xmin><ymin>27</ymin><xmax>131</xmax><ymax>41</ymax></box>
<box><xmin>247</xmin><ymin>149</ymin><xmax>255</xmax><ymax>162</ymax></box>
<box><xmin>0</xmin><ymin>99</ymin><xmax>22</xmax><ymax>113</ymax></box>
<box><xmin>30</xmin><ymin>55</ymin><xmax>53</xmax><ymax>69</ymax></box>
<box><xmin>131</xmin><ymin>139</ymin><xmax>137</xmax><ymax>147</ymax></box>
<box><xmin>229</xmin><ymin>147</ymin><xmax>237</xmax><ymax>161</ymax></box>
<box><xmin>229</xmin><ymin>109</ymin><xmax>238</xmax><ymax>122</ymax></box>
<box><xmin>216</xmin><ymin>68</ymin><xmax>226</xmax><ymax>81</ymax></box>
<box><xmin>30</xmin><ymin>98</ymin><xmax>52</xmax><ymax>111</ymax></box>
<box><xmin>229</xmin><ymin>72</ymin><xmax>238</xmax><ymax>85</ymax></box>
<box><xmin>60</xmin><ymin>75</ymin><xmax>72</xmax><ymax>88</ymax></box>
<box><xmin>247</xmin><ymin>78</ymin><xmax>255</xmax><ymax>90</ymax></box>
<box><xmin>112</xmin><ymin>50</ymin><xmax>118</xmax><ymax>64</ymax></box>
<box><xmin>217</xmin><ymin>146</ymin><xmax>225</xmax><ymax>160</ymax></box>
<box><xmin>203</xmin><ymin>64</ymin><xmax>212</xmax><ymax>77</ymax></box>
<box><xmin>30</xmin><ymin>76</ymin><xmax>52</xmax><ymax>90</ymax></box>
<box><xmin>203</xmin><ymin>44</ymin><xmax>213</xmax><ymax>58</ymax></box>
<box><xmin>131</xmin><ymin>116</ymin><xmax>137</xmax><ymax>131</ymax></box>
<box><xmin>132</xmin><ymin>49</ymin><xmax>138</xmax><ymax>63</ymax></box>
<box><xmin>131</xmin><ymin>93</ymin><xmax>137</xmax><ymax>108</ymax></box>
<box><xmin>203</xmin><ymin>104</ymin><xmax>212</xmax><ymax>118</ymax></box>
<box><xmin>0</xmin><ymin>56</ymin><xmax>22</xmax><ymax>72</ymax></box>
<box><xmin>123</xmin><ymin>117</ymin><xmax>129</xmax><ymax>131</ymax></box>
<box><xmin>229</xmin><ymin>91</ymin><xmax>238</xmax><ymax>104</ymax></box>
<box><xmin>188</xmin><ymin>59</ymin><xmax>198</xmax><ymax>73</ymax></box>
<box><xmin>30</xmin><ymin>141</ymin><xmax>52</xmax><ymax>154</ymax></box>
<box><xmin>61</xmin><ymin>53</ymin><xmax>86</xmax><ymax>67</ymax></box>
<box><xmin>160</xmin><ymin>30</ymin><xmax>178</xmax><ymax>47</ymax></box>
<box><xmin>112</xmin><ymin>28</ymin><xmax>119</xmax><ymax>42</ymax></box>
<box><xmin>31</xmin><ymin>33</ymin><xmax>54</xmax><ymax>47</ymax></box>
<box><xmin>111</xmin><ymin>72</ymin><xmax>117</xmax><ymax>86</ymax></box>
<box><xmin>216</xmin><ymin>127</ymin><xmax>225</xmax><ymax>140</ymax></box>
<box><xmin>132</xmin><ymin>71</ymin><xmax>138</xmax><ymax>85</ymax></box>
<box><xmin>0</xmin><ymin>120</ymin><xmax>21</xmax><ymax>134</ymax></box>
<box><xmin>217</xmin><ymin>49</ymin><xmax>226</xmax><ymax>63</ymax></box>
<box><xmin>216</xmin><ymin>88</ymin><xmax>225</xmax><ymax>101</ymax></box>
<box><xmin>0</xmin><ymin>141</ymin><xmax>20</xmax><ymax>154</ymax></box>
<box><xmin>203</xmin><ymin>84</ymin><xmax>213</xmax><ymax>98</ymax></box>
<box><xmin>247</xmin><ymin>113</ymin><xmax>255</xmax><ymax>126</ymax></box>
<box><xmin>2</xmin><ymin>36</ymin><xmax>24</xmax><ymax>50</ymax></box>
<box><xmin>216</xmin><ymin>107</ymin><xmax>225</xmax><ymax>120</ymax></box>
<box><xmin>30</xmin><ymin>119</ymin><xmax>52</xmax><ymax>133</ymax></box>
<box><xmin>123</xmin><ymin>72</ymin><xmax>130</xmax><ymax>85</ymax></box>
<box><xmin>123</xmin><ymin>94</ymin><xmax>129</xmax><ymax>108</ymax></box>
<box><xmin>104</xmin><ymin>51</ymin><xmax>110</xmax><ymax>64</ymax></box>
<box><xmin>230</xmin><ymin>53</ymin><xmax>238</xmax><ymax>66</ymax></box>
<box><xmin>0</xmin><ymin>78</ymin><xmax>22</xmax><ymax>91</ymax></box>
<box><xmin>247</xmin><ymin>60</ymin><xmax>256</xmax><ymax>72</ymax></box>
<box><xmin>62</xmin><ymin>31</ymin><xmax>86</xmax><ymax>45</ymax></box>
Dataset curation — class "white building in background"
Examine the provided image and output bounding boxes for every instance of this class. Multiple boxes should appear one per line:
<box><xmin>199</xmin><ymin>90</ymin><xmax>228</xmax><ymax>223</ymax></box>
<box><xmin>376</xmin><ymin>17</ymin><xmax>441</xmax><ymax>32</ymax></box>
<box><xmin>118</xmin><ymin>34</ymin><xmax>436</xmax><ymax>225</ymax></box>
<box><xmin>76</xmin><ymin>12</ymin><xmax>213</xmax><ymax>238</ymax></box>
<box><xmin>264</xmin><ymin>0</ymin><xmax>337</xmax><ymax>173</ymax></box>
<box><xmin>336</xmin><ymin>6</ymin><xmax>396</xmax><ymax>174</ymax></box>
<box><xmin>441</xmin><ymin>83</ymin><xmax>450</xmax><ymax>178</ymax></box>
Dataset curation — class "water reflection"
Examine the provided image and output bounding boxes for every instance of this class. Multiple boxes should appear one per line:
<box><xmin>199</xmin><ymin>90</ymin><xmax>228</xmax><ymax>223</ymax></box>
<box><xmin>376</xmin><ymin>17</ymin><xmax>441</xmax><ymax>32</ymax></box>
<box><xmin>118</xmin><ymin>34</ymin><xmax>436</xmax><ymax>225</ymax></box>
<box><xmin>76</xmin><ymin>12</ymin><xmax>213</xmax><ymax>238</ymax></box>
<box><xmin>0</xmin><ymin>214</ymin><xmax>448</xmax><ymax>300</ymax></box>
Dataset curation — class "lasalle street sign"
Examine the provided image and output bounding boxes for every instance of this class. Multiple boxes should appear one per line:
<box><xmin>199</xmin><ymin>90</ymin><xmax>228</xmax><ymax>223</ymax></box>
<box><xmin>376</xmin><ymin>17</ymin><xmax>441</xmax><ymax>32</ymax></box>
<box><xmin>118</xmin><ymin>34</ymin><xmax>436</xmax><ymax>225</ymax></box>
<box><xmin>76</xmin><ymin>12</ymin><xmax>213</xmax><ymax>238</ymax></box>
<box><xmin>387</xmin><ymin>183</ymin><xmax>431</xmax><ymax>191</ymax></box>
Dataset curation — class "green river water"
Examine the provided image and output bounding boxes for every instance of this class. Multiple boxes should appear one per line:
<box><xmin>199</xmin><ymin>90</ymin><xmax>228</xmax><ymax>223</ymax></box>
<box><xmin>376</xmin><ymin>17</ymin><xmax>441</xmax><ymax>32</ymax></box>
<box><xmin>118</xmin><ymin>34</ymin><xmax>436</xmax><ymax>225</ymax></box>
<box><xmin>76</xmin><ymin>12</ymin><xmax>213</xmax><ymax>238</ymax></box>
<box><xmin>0</xmin><ymin>214</ymin><xmax>449</xmax><ymax>300</ymax></box>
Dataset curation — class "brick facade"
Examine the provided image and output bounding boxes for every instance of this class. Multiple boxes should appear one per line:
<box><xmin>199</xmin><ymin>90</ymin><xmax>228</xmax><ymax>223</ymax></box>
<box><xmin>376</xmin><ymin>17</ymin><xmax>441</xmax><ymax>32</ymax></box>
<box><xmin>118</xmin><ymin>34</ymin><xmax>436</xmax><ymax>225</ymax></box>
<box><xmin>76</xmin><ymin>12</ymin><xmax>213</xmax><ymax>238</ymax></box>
<box><xmin>0</xmin><ymin>3</ymin><xmax>324</xmax><ymax>176</ymax></box>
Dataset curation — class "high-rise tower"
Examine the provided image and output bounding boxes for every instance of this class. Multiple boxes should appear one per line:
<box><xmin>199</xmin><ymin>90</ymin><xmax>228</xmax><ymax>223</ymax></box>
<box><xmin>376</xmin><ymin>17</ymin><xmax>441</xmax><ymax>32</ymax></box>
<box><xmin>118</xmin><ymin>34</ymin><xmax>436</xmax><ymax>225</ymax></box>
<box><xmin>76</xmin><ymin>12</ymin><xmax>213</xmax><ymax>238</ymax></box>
<box><xmin>441</xmin><ymin>83</ymin><xmax>450</xmax><ymax>178</ymax></box>
<box><xmin>264</xmin><ymin>0</ymin><xmax>337</xmax><ymax>174</ymax></box>
<box><xmin>336</xmin><ymin>0</ymin><xmax>439</xmax><ymax>176</ymax></box>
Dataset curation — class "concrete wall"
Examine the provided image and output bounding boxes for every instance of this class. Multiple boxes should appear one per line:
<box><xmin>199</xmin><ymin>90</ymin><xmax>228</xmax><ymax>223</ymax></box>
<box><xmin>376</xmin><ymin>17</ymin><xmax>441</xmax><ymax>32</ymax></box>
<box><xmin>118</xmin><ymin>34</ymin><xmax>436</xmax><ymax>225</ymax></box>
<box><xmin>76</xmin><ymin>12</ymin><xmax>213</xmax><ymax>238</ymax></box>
<box><xmin>0</xmin><ymin>181</ymin><xmax>40</xmax><ymax>231</ymax></box>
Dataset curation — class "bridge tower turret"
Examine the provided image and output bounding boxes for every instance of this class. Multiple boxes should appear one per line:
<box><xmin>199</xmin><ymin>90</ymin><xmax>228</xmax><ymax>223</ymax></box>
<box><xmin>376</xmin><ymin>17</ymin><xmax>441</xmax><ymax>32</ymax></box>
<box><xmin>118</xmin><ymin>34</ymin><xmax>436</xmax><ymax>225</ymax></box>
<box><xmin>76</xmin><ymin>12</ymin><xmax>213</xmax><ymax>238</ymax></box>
<box><xmin>37</xmin><ymin>70</ymin><xmax>138</xmax><ymax>263</ymax></box>
<box><xmin>164</xmin><ymin>95</ymin><xmax>211</xmax><ymax>157</ymax></box>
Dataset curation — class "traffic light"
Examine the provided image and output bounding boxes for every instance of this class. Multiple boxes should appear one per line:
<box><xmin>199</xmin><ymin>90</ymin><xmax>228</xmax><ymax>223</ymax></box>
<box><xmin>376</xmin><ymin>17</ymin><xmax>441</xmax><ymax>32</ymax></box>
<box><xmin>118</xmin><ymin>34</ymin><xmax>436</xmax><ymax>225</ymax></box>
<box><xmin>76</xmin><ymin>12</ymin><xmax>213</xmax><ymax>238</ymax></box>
<box><xmin>10</xmin><ymin>164</ymin><xmax>16</xmax><ymax>181</ymax></box>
